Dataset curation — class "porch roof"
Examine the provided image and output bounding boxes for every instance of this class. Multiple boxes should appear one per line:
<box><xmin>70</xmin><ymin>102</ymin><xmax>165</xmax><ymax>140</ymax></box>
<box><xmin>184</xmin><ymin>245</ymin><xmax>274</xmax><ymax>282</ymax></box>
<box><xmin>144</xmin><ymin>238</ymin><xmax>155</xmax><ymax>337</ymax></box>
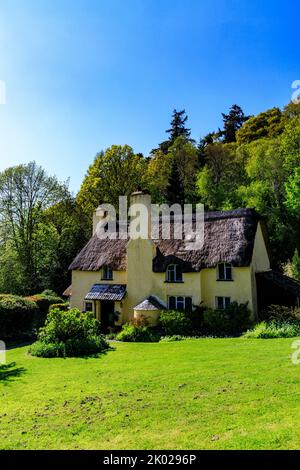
<box><xmin>85</xmin><ymin>284</ymin><xmax>127</xmax><ymax>301</ymax></box>
<box><xmin>134</xmin><ymin>295</ymin><xmax>166</xmax><ymax>311</ymax></box>
<box><xmin>256</xmin><ymin>271</ymin><xmax>300</xmax><ymax>297</ymax></box>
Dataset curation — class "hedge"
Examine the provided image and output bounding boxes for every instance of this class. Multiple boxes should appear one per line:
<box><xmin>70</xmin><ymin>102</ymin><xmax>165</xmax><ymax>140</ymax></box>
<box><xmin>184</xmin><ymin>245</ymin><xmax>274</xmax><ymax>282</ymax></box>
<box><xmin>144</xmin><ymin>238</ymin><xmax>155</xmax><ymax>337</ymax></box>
<box><xmin>0</xmin><ymin>294</ymin><xmax>39</xmax><ymax>339</ymax></box>
<box><xmin>0</xmin><ymin>291</ymin><xmax>65</xmax><ymax>340</ymax></box>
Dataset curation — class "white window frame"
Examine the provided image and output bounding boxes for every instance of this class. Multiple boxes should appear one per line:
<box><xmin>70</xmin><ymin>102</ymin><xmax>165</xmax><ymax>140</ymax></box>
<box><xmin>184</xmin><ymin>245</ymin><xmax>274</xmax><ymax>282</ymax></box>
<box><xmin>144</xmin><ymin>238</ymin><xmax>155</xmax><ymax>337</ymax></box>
<box><xmin>168</xmin><ymin>295</ymin><xmax>192</xmax><ymax>311</ymax></box>
<box><xmin>84</xmin><ymin>301</ymin><xmax>94</xmax><ymax>313</ymax></box>
<box><xmin>166</xmin><ymin>264</ymin><xmax>183</xmax><ymax>283</ymax></box>
<box><xmin>217</xmin><ymin>263</ymin><xmax>233</xmax><ymax>281</ymax></box>
<box><xmin>215</xmin><ymin>296</ymin><xmax>231</xmax><ymax>310</ymax></box>
<box><xmin>102</xmin><ymin>265</ymin><xmax>113</xmax><ymax>280</ymax></box>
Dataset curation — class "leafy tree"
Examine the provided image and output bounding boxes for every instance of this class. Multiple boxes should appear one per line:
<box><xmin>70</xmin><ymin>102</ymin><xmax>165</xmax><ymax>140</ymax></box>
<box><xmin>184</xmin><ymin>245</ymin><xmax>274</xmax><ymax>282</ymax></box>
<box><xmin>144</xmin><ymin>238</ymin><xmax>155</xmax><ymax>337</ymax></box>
<box><xmin>144</xmin><ymin>150</ymin><xmax>173</xmax><ymax>203</ymax></box>
<box><xmin>0</xmin><ymin>162</ymin><xmax>68</xmax><ymax>293</ymax></box>
<box><xmin>77</xmin><ymin>145</ymin><xmax>147</xmax><ymax>216</ymax></box>
<box><xmin>291</xmin><ymin>249</ymin><xmax>300</xmax><ymax>280</ymax></box>
<box><xmin>220</xmin><ymin>104</ymin><xmax>250</xmax><ymax>143</ymax></box>
<box><xmin>166</xmin><ymin>136</ymin><xmax>198</xmax><ymax>205</ymax></box>
<box><xmin>196</xmin><ymin>143</ymin><xmax>246</xmax><ymax>209</ymax></box>
<box><xmin>236</xmin><ymin>107</ymin><xmax>283</xmax><ymax>144</ymax></box>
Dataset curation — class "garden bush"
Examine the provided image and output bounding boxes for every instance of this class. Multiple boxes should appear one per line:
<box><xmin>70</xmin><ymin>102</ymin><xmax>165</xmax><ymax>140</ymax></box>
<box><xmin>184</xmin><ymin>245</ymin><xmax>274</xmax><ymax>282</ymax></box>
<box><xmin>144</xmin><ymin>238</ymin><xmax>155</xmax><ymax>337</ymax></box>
<box><xmin>26</xmin><ymin>292</ymin><xmax>64</xmax><ymax>328</ymax></box>
<box><xmin>243</xmin><ymin>320</ymin><xmax>300</xmax><ymax>339</ymax></box>
<box><xmin>203</xmin><ymin>302</ymin><xmax>252</xmax><ymax>336</ymax></box>
<box><xmin>160</xmin><ymin>335</ymin><xmax>185</xmax><ymax>342</ymax></box>
<box><xmin>49</xmin><ymin>303</ymin><xmax>69</xmax><ymax>313</ymax></box>
<box><xmin>116</xmin><ymin>323</ymin><xmax>159</xmax><ymax>342</ymax></box>
<box><xmin>0</xmin><ymin>294</ymin><xmax>38</xmax><ymax>339</ymax></box>
<box><xmin>159</xmin><ymin>310</ymin><xmax>193</xmax><ymax>336</ymax></box>
<box><xmin>29</xmin><ymin>308</ymin><xmax>109</xmax><ymax>357</ymax></box>
<box><xmin>260</xmin><ymin>304</ymin><xmax>300</xmax><ymax>323</ymax></box>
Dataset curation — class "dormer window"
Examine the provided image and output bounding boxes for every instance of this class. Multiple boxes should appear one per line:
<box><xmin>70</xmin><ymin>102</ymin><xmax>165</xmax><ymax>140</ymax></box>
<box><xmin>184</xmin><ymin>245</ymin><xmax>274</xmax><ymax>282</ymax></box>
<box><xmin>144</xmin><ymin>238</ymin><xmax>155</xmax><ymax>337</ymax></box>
<box><xmin>102</xmin><ymin>265</ymin><xmax>113</xmax><ymax>280</ymax></box>
<box><xmin>218</xmin><ymin>263</ymin><xmax>232</xmax><ymax>281</ymax></box>
<box><xmin>166</xmin><ymin>264</ymin><xmax>183</xmax><ymax>283</ymax></box>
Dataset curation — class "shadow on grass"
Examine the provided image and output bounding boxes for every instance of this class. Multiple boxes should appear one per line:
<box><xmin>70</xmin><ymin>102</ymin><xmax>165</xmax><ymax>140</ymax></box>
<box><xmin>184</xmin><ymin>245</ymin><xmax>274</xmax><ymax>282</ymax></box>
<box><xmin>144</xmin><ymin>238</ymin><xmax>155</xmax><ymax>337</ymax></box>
<box><xmin>0</xmin><ymin>362</ymin><xmax>26</xmax><ymax>383</ymax></box>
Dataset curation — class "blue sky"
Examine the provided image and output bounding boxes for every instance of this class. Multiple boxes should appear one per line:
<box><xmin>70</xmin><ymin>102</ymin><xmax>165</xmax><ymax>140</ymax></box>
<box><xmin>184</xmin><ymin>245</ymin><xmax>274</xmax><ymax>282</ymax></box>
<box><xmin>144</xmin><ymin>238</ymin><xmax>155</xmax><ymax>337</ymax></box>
<box><xmin>0</xmin><ymin>0</ymin><xmax>299</xmax><ymax>194</ymax></box>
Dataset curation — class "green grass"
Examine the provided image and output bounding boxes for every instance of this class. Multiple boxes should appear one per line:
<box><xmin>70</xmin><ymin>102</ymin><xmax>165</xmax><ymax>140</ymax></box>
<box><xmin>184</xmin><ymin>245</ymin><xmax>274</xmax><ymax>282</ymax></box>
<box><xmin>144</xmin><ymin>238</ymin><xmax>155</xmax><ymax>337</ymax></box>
<box><xmin>1</xmin><ymin>338</ymin><xmax>300</xmax><ymax>450</ymax></box>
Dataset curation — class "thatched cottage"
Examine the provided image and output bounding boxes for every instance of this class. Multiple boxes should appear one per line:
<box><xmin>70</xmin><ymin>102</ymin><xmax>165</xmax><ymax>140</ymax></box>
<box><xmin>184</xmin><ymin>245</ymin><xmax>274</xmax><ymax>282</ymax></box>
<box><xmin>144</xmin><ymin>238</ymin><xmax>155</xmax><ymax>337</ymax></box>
<box><xmin>67</xmin><ymin>191</ymin><xmax>300</xmax><ymax>330</ymax></box>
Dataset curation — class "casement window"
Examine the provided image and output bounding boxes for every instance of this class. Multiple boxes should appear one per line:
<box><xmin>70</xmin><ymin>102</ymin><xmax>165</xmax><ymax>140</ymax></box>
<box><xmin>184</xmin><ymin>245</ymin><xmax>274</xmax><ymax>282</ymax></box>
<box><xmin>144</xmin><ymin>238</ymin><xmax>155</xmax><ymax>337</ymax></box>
<box><xmin>166</xmin><ymin>264</ymin><xmax>183</xmax><ymax>282</ymax></box>
<box><xmin>85</xmin><ymin>302</ymin><xmax>94</xmax><ymax>312</ymax></box>
<box><xmin>216</xmin><ymin>296</ymin><xmax>231</xmax><ymax>310</ymax></box>
<box><xmin>218</xmin><ymin>263</ymin><xmax>233</xmax><ymax>281</ymax></box>
<box><xmin>102</xmin><ymin>265</ymin><xmax>113</xmax><ymax>280</ymax></box>
<box><xmin>168</xmin><ymin>296</ymin><xmax>192</xmax><ymax>312</ymax></box>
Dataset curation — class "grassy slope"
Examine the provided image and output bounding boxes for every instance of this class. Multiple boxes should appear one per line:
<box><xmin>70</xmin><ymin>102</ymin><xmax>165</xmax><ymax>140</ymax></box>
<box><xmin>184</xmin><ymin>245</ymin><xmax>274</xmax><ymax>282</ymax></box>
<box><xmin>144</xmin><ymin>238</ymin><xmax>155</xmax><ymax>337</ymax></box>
<box><xmin>1</xmin><ymin>338</ymin><xmax>300</xmax><ymax>450</ymax></box>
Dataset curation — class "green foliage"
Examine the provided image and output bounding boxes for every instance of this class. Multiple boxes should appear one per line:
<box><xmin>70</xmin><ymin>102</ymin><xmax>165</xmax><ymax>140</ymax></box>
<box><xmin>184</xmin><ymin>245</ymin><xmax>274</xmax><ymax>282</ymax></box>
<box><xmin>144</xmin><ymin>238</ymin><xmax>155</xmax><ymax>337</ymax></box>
<box><xmin>49</xmin><ymin>303</ymin><xmax>69</xmax><ymax>313</ymax></box>
<box><xmin>243</xmin><ymin>321</ymin><xmax>300</xmax><ymax>339</ymax></box>
<box><xmin>115</xmin><ymin>323</ymin><xmax>159</xmax><ymax>342</ymax></box>
<box><xmin>0</xmin><ymin>162</ymin><xmax>69</xmax><ymax>294</ymax></box>
<box><xmin>166</xmin><ymin>109</ymin><xmax>191</xmax><ymax>141</ymax></box>
<box><xmin>260</xmin><ymin>304</ymin><xmax>300</xmax><ymax>322</ymax></box>
<box><xmin>29</xmin><ymin>336</ymin><xmax>107</xmax><ymax>358</ymax></box>
<box><xmin>77</xmin><ymin>145</ymin><xmax>147</xmax><ymax>216</ymax></box>
<box><xmin>0</xmin><ymin>294</ymin><xmax>38</xmax><ymax>339</ymax></box>
<box><xmin>26</xmin><ymin>292</ymin><xmax>64</xmax><ymax>328</ymax></box>
<box><xmin>166</xmin><ymin>136</ymin><xmax>198</xmax><ymax>204</ymax></box>
<box><xmin>221</xmin><ymin>104</ymin><xmax>250</xmax><ymax>143</ymax></box>
<box><xmin>30</xmin><ymin>308</ymin><xmax>108</xmax><ymax>357</ymax></box>
<box><xmin>159</xmin><ymin>335</ymin><xmax>185</xmax><ymax>342</ymax></box>
<box><xmin>236</xmin><ymin>107</ymin><xmax>283</xmax><ymax>144</ymax></box>
<box><xmin>159</xmin><ymin>310</ymin><xmax>192</xmax><ymax>336</ymax></box>
<box><xmin>203</xmin><ymin>302</ymin><xmax>252</xmax><ymax>336</ymax></box>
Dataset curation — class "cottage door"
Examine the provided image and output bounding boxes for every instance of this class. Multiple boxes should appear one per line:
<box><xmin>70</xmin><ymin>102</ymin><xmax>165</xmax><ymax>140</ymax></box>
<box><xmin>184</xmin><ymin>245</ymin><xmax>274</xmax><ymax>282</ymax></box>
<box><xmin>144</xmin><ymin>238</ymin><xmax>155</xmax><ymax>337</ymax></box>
<box><xmin>100</xmin><ymin>300</ymin><xmax>115</xmax><ymax>332</ymax></box>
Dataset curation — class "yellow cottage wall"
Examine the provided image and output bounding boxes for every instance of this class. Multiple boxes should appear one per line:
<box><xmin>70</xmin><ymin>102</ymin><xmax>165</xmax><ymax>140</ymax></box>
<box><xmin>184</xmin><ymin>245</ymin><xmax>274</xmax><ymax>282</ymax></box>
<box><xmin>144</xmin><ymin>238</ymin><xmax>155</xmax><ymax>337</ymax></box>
<box><xmin>70</xmin><ymin>221</ymin><xmax>270</xmax><ymax>325</ymax></box>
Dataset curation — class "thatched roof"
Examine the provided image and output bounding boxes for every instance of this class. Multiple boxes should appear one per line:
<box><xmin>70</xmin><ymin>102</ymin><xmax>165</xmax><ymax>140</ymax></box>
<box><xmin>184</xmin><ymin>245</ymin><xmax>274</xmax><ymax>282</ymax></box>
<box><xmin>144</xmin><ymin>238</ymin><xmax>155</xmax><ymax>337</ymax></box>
<box><xmin>69</xmin><ymin>208</ymin><xmax>261</xmax><ymax>272</ymax></box>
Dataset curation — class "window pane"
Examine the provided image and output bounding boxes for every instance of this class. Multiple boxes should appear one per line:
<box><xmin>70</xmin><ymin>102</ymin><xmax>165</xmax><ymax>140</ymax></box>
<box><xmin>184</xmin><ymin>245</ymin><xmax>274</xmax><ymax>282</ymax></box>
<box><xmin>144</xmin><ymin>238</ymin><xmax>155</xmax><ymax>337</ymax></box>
<box><xmin>85</xmin><ymin>302</ymin><xmax>93</xmax><ymax>312</ymax></box>
<box><xmin>185</xmin><ymin>297</ymin><xmax>192</xmax><ymax>312</ymax></box>
<box><xmin>176</xmin><ymin>296</ymin><xmax>185</xmax><ymax>311</ymax></box>
<box><xmin>225</xmin><ymin>264</ymin><xmax>232</xmax><ymax>280</ymax></box>
<box><xmin>169</xmin><ymin>296</ymin><xmax>176</xmax><ymax>309</ymax></box>
<box><xmin>175</xmin><ymin>266</ymin><xmax>183</xmax><ymax>282</ymax></box>
<box><xmin>218</xmin><ymin>263</ymin><xmax>225</xmax><ymax>280</ymax></box>
<box><xmin>167</xmin><ymin>265</ymin><xmax>175</xmax><ymax>282</ymax></box>
<box><xmin>217</xmin><ymin>297</ymin><xmax>224</xmax><ymax>309</ymax></box>
<box><xmin>225</xmin><ymin>297</ymin><xmax>231</xmax><ymax>309</ymax></box>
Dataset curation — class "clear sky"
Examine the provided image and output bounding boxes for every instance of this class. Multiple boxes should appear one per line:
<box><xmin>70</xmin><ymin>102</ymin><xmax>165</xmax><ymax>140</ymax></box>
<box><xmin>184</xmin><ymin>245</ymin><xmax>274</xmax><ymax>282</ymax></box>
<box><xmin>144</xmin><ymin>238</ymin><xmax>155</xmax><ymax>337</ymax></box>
<box><xmin>0</xmin><ymin>0</ymin><xmax>299</xmax><ymax>194</ymax></box>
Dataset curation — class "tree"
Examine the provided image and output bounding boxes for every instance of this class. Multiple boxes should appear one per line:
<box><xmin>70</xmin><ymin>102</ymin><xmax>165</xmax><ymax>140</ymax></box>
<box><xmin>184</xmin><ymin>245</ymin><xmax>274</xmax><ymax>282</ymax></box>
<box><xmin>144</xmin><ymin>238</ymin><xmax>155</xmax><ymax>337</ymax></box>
<box><xmin>0</xmin><ymin>162</ymin><xmax>68</xmax><ymax>293</ymax></box>
<box><xmin>220</xmin><ymin>104</ymin><xmax>250</xmax><ymax>143</ymax></box>
<box><xmin>236</xmin><ymin>107</ymin><xmax>283</xmax><ymax>144</ymax></box>
<box><xmin>77</xmin><ymin>145</ymin><xmax>147</xmax><ymax>217</ymax></box>
<box><xmin>166</xmin><ymin>136</ymin><xmax>198</xmax><ymax>205</ymax></box>
<box><xmin>291</xmin><ymin>249</ymin><xmax>300</xmax><ymax>280</ymax></box>
<box><xmin>166</xmin><ymin>109</ymin><xmax>191</xmax><ymax>141</ymax></box>
<box><xmin>144</xmin><ymin>150</ymin><xmax>173</xmax><ymax>203</ymax></box>
<box><xmin>196</xmin><ymin>143</ymin><xmax>246</xmax><ymax>210</ymax></box>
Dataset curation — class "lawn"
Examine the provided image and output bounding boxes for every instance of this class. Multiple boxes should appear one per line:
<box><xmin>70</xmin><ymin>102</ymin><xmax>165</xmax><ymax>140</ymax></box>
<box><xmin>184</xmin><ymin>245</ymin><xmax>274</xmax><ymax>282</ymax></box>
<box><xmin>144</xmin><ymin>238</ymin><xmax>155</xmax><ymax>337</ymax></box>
<box><xmin>0</xmin><ymin>338</ymin><xmax>300</xmax><ymax>450</ymax></box>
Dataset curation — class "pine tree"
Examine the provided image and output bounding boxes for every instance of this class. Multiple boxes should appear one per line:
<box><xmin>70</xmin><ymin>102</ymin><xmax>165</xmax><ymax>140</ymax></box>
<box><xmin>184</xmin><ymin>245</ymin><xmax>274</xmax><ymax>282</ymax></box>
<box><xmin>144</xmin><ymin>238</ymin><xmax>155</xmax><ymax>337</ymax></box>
<box><xmin>166</xmin><ymin>109</ymin><xmax>191</xmax><ymax>141</ymax></box>
<box><xmin>221</xmin><ymin>104</ymin><xmax>250</xmax><ymax>143</ymax></box>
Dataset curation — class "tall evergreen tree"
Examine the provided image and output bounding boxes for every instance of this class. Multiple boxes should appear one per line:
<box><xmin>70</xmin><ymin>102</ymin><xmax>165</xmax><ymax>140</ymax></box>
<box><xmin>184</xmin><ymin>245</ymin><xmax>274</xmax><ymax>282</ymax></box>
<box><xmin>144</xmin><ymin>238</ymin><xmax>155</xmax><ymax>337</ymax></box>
<box><xmin>166</xmin><ymin>109</ymin><xmax>191</xmax><ymax>141</ymax></box>
<box><xmin>221</xmin><ymin>104</ymin><xmax>250</xmax><ymax>143</ymax></box>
